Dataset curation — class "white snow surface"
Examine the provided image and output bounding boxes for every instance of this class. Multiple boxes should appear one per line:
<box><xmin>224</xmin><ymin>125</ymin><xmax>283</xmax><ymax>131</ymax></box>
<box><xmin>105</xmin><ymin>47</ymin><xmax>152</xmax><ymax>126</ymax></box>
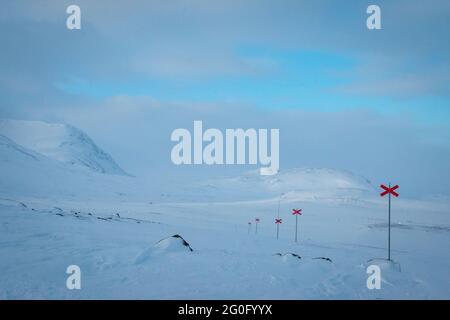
<box><xmin>0</xmin><ymin>120</ymin><xmax>449</xmax><ymax>299</ymax></box>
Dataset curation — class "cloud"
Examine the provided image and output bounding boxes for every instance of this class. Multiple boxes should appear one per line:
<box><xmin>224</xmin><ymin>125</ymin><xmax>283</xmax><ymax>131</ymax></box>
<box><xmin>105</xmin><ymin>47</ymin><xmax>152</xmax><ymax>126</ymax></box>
<box><xmin>2</xmin><ymin>0</ymin><xmax>450</xmax><ymax>93</ymax></box>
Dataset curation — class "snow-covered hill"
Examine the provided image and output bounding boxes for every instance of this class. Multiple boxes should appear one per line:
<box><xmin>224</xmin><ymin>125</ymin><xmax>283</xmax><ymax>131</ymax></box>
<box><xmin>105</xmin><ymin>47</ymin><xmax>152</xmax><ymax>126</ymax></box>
<box><xmin>180</xmin><ymin>168</ymin><xmax>377</xmax><ymax>203</ymax></box>
<box><xmin>0</xmin><ymin>119</ymin><xmax>128</xmax><ymax>176</ymax></box>
<box><xmin>226</xmin><ymin>168</ymin><xmax>374</xmax><ymax>193</ymax></box>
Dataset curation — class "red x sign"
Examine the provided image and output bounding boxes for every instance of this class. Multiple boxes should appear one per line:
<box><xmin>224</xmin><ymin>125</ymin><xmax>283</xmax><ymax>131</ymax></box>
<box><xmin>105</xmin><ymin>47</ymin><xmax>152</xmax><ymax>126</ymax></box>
<box><xmin>380</xmin><ymin>184</ymin><xmax>399</xmax><ymax>197</ymax></box>
<box><xmin>292</xmin><ymin>209</ymin><xmax>302</xmax><ymax>215</ymax></box>
<box><xmin>255</xmin><ymin>218</ymin><xmax>260</xmax><ymax>222</ymax></box>
<box><xmin>275</xmin><ymin>218</ymin><xmax>282</xmax><ymax>224</ymax></box>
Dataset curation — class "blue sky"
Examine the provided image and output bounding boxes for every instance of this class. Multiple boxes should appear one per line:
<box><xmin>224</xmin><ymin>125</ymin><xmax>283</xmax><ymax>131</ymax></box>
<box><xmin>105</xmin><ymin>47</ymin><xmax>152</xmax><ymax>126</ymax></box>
<box><xmin>56</xmin><ymin>48</ymin><xmax>356</xmax><ymax>107</ymax></box>
<box><xmin>1</xmin><ymin>0</ymin><xmax>450</xmax><ymax>197</ymax></box>
<box><xmin>53</xmin><ymin>43</ymin><xmax>450</xmax><ymax>125</ymax></box>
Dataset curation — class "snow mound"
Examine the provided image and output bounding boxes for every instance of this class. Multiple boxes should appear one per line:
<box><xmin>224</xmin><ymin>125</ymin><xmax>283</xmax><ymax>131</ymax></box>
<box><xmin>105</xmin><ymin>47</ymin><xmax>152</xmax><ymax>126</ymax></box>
<box><xmin>367</xmin><ymin>258</ymin><xmax>401</xmax><ymax>272</ymax></box>
<box><xmin>135</xmin><ymin>235</ymin><xmax>193</xmax><ymax>264</ymax></box>
<box><xmin>0</xmin><ymin>119</ymin><xmax>128</xmax><ymax>176</ymax></box>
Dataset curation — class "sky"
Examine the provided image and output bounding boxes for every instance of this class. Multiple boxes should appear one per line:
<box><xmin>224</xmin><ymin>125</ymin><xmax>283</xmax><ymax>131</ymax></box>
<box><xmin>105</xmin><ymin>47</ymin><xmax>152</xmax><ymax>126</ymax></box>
<box><xmin>1</xmin><ymin>0</ymin><xmax>450</xmax><ymax>198</ymax></box>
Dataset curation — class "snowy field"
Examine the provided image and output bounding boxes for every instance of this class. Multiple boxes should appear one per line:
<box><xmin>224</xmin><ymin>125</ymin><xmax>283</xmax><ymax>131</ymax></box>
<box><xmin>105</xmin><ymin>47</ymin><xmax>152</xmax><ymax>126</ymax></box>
<box><xmin>0</xmin><ymin>120</ymin><xmax>449</xmax><ymax>299</ymax></box>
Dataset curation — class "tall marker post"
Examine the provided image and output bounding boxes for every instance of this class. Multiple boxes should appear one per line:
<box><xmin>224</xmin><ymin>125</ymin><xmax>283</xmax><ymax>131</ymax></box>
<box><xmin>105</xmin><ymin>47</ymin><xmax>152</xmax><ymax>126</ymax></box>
<box><xmin>275</xmin><ymin>194</ymin><xmax>283</xmax><ymax>239</ymax></box>
<box><xmin>292</xmin><ymin>209</ymin><xmax>302</xmax><ymax>242</ymax></box>
<box><xmin>247</xmin><ymin>222</ymin><xmax>252</xmax><ymax>235</ymax></box>
<box><xmin>275</xmin><ymin>218</ymin><xmax>282</xmax><ymax>239</ymax></box>
<box><xmin>380</xmin><ymin>183</ymin><xmax>399</xmax><ymax>261</ymax></box>
<box><xmin>255</xmin><ymin>218</ymin><xmax>260</xmax><ymax>234</ymax></box>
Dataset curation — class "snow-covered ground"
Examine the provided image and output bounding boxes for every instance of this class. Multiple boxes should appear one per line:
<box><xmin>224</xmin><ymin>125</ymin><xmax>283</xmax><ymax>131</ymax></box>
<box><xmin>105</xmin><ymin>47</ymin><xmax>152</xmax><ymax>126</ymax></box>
<box><xmin>0</xmin><ymin>120</ymin><xmax>449</xmax><ymax>299</ymax></box>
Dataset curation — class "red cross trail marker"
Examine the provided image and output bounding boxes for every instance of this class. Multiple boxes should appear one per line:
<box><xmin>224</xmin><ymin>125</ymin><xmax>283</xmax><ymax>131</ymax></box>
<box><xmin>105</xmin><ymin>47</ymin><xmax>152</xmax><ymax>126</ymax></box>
<box><xmin>380</xmin><ymin>184</ymin><xmax>399</xmax><ymax>197</ymax></box>
<box><xmin>255</xmin><ymin>218</ymin><xmax>260</xmax><ymax>234</ymax></box>
<box><xmin>380</xmin><ymin>183</ymin><xmax>399</xmax><ymax>260</ymax></box>
<box><xmin>292</xmin><ymin>209</ymin><xmax>302</xmax><ymax>243</ymax></box>
<box><xmin>275</xmin><ymin>218</ymin><xmax>282</xmax><ymax>239</ymax></box>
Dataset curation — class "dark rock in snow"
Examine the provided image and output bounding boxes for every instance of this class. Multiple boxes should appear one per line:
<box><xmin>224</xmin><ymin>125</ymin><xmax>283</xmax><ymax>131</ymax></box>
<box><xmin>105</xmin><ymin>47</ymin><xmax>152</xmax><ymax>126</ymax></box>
<box><xmin>274</xmin><ymin>253</ymin><xmax>301</xmax><ymax>259</ymax></box>
<box><xmin>313</xmin><ymin>257</ymin><xmax>333</xmax><ymax>263</ymax></box>
<box><xmin>274</xmin><ymin>253</ymin><xmax>333</xmax><ymax>263</ymax></box>
<box><xmin>155</xmin><ymin>234</ymin><xmax>194</xmax><ymax>252</ymax></box>
<box><xmin>134</xmin><ymin>234</ymin><xmax>193</xmax><ymax>264</ymax></box>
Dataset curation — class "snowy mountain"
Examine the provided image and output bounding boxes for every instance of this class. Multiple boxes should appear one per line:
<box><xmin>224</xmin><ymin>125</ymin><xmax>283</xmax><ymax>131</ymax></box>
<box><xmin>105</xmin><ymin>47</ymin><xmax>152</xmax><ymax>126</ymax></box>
<box><xmin>0</xmin><ymin>132</ymin><xmax>138</xmax><ymax>199</ymax></box>
<box><xmin>0</xmin><ymin>133</ymin><xmax>68</xmax><ymax>196</ymax></box>
<box><xmin>0</xmin><ymin>134</ymin><xmax>43</xmax><ymax>163</ymax></box>
<box><xmin>0</xmin><ymin>119</ymin><xmax>128</xmax><ymax>176</ymax></box>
